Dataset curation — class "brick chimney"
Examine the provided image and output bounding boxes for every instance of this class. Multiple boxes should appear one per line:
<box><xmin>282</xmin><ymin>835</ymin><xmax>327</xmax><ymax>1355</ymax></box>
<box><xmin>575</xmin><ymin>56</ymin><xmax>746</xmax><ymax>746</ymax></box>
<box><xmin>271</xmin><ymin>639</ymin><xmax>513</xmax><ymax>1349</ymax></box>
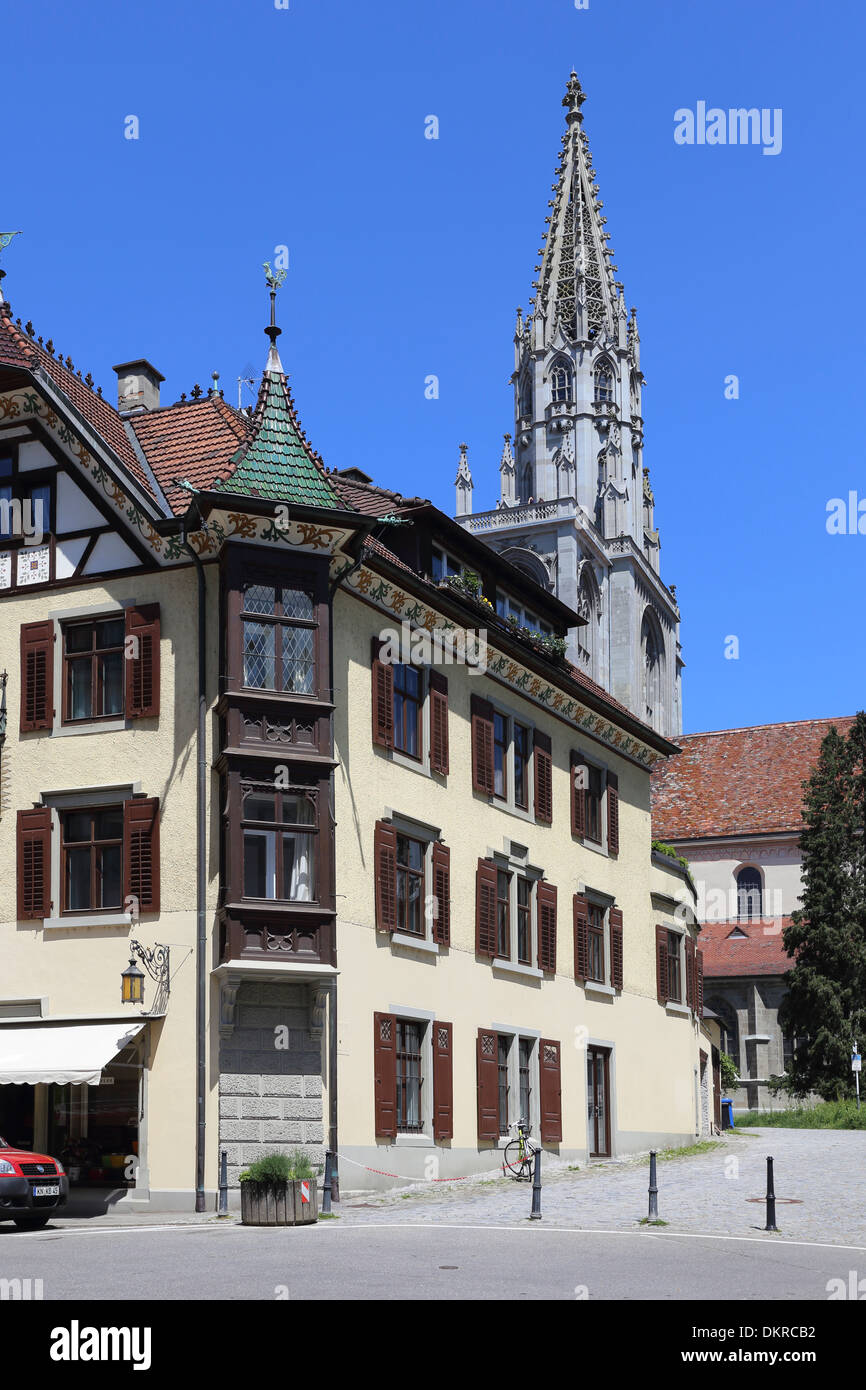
<box><xmin>113</xmin><ymin>359</ymin><xmax>165</xmax><ymax>414</ymax></box>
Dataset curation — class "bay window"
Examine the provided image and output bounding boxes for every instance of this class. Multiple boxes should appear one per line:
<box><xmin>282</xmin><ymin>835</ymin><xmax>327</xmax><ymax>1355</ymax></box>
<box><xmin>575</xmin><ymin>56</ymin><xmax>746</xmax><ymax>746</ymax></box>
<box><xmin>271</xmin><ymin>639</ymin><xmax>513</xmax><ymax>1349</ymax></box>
<box><xmin>242</xmin><ymin>582</ymin><xmax>315</xmax><ymax>694</ymax></box>
<box><xmin>242</xmin><ymin>788</ymin><xmax>317</xmax><ymax>903</ymax></box>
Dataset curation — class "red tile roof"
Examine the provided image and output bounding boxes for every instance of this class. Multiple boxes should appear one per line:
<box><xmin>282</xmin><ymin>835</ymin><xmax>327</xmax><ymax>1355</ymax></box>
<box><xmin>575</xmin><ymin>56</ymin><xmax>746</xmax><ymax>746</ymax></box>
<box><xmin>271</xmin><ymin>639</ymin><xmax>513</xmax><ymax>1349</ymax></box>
<box><xmin>0</xmin><ymin>309</ymin><xmax>159</xmax><ymax>503</ymax></box>
<box><xmin>651</xmin><ymin>717</ymin><xmax>856</xmax><ymax>840</ymax></box>
<box><xmin>130</xmin><ymin>395</ymin><xmax>251</xmax><ymax>514</ymax></box>
<box><xmin>699</xmin><ymin>919</ymin><xmax>794</xmax><ymax>978</ymax></box>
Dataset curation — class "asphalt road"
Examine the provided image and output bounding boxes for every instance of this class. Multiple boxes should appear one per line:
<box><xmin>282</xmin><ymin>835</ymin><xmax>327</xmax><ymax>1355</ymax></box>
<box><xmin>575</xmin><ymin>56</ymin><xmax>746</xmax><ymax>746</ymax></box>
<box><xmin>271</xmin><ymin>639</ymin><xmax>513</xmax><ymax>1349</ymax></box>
<box><xmin>1</xmin><ymin>1220</ymin><xmax>862</xmax><ymax>1301</ymax></box>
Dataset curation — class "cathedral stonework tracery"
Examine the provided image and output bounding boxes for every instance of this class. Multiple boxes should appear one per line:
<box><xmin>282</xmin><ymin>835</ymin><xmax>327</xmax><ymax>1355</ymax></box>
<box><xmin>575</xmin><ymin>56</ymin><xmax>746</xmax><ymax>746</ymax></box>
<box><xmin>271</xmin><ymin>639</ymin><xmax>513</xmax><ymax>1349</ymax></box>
<box><xmin>455</xmin><ymin>72</ymin><xmax>683</xmax><ymax>738</ymax></box>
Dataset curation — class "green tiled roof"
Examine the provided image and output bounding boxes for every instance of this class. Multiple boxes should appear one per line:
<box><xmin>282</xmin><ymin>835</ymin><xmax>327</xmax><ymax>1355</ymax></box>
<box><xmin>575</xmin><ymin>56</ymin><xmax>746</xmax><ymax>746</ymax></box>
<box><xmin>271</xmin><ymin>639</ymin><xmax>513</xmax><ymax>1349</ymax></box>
<box><xmin>216</xmin><ymin>362</ymin><xmax>340</xmax><ymax>508</ymax></box>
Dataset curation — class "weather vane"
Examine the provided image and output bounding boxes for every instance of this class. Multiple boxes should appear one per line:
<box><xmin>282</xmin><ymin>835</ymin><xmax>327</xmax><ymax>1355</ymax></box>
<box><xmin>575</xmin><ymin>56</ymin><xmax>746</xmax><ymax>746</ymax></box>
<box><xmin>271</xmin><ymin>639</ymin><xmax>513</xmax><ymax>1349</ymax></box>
<box><xmin>262</xmin><ymin>260</ymin><xmax>287</xmax><ymax>291</ymax></box>
<box><xmin>0</xmin><ymin>231</ymin><xmax>22</xmax><ymax>302</ymax></box>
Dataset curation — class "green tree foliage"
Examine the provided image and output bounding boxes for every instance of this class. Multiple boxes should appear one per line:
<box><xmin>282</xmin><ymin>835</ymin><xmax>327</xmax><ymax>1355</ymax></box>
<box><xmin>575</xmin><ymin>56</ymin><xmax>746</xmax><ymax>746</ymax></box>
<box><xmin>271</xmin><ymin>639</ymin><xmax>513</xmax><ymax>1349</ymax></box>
<box><xmin>780</xmin><ymin>713</ymin><xmax>866</xmax><ymax>1099</ymax></box>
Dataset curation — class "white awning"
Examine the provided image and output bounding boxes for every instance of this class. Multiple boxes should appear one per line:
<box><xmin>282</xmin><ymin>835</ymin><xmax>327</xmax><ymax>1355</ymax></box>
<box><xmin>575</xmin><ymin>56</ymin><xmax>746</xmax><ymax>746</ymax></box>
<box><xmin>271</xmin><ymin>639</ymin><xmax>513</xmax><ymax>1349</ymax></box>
<box><xmin>0</xmin><ymin>1022</ymin><xmax>145</xmax><ymax>1086</ymax></box>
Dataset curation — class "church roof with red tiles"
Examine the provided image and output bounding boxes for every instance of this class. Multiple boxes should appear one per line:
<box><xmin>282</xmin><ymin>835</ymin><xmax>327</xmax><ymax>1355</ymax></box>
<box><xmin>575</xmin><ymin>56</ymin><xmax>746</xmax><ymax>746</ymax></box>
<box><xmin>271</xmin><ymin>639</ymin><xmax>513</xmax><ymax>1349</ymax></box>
<box><xmin>698</xmin><ymin>918</ymin><xmax>794</xmax><ymax>978</ymax></box>
<box><xmin>651</xmin><ymin>717</ymin><xmax>856</xmax><ymax>841</ymax></box>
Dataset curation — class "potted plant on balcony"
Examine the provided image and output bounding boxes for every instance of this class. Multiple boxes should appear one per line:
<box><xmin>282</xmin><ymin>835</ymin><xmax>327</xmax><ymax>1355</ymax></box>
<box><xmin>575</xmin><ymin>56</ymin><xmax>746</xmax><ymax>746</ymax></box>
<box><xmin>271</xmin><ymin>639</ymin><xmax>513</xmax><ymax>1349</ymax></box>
<box><xmin>239</xmin><ymin>1150</ymin><xmax>318</xmax><ymax>1227</ymax></box>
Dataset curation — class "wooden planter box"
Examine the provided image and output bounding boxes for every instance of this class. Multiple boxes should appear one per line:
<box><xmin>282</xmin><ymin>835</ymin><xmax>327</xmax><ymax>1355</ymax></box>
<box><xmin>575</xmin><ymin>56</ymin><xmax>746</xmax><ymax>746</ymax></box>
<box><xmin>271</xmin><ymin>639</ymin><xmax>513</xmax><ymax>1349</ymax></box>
<box><xmin>240</xmin><ymin>1178</ymin><xmax>318</xmax><ymax>1226</ymax></box>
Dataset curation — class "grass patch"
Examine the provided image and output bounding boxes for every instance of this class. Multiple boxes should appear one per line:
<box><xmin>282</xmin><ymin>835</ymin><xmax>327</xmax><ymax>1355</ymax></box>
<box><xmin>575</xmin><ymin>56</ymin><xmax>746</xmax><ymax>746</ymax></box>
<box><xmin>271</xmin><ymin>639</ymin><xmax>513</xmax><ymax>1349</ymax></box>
<box><xmin>318</xmin><ymin>1212</ymin><xmax>340</xmax><ymax>1220</ymax></box>
<box><xmin>735</xmin><ymin>1100</ymin><xmax>866</xmax><ymax>1130</ymax></box>
<box><xmin>653</xmin><ymin>1140</ymin><xmax>724</xmax><ymax>1161</ymax></box>
<box><xmin>639</xmin><ymin>1217</ymin><xmax>669</xmax><ymax>1226</ymax></box>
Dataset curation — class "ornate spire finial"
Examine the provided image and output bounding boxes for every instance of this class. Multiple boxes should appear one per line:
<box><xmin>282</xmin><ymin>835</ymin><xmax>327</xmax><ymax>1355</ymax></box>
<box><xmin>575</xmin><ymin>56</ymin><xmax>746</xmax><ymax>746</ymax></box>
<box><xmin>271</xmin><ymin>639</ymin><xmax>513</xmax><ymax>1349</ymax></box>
<box><xmin>0</xmin><ymin>231</ymin><xmax>22</xmax><ymax>305</ymax></box>
<box><xmin>563</xmin><ymin>70</ymin><xmax>586</xmax><ymax>125</ymax></box>
<box><xmin>262</xmin><ymin>261</ymin><xmax>286</xmax><ymax>374</ymax></box>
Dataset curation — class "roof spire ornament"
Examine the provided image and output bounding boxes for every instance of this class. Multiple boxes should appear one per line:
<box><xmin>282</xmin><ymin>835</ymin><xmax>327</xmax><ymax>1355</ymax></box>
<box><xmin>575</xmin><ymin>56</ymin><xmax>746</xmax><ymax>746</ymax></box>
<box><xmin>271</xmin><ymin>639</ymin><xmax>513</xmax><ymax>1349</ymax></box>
<box><xmin>262</xmin><ymin>260</ymin><xmax>287</xmax><ymax>374</ymax></box>
<box><xmin>0</xmin><ymin>231</ymin><xmax>22</xmax><ymax>305</ymax></box>
<box><xmin>562</xmin><ymin>70</ymin><xmax>586</xmax><ymax>126</ymax></box>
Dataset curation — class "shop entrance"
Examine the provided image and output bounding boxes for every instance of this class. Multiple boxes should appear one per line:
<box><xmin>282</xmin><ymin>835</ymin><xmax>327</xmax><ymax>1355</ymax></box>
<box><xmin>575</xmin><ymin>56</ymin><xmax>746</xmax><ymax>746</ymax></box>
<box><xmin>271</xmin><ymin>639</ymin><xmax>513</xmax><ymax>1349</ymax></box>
<box><xmin>47</xmin><ymin>1037</ymin><xmax>143</xmax><ymax>1187</ymax></box>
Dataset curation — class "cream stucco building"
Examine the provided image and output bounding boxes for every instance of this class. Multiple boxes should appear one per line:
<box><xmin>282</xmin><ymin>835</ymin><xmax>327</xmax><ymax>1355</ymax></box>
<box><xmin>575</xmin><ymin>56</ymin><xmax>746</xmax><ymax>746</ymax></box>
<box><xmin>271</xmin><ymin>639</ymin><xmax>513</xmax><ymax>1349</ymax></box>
<box><xmin>0</xmin><ymin>224</ymin><xmax>712</xmax><ymax>1210</ymax></box>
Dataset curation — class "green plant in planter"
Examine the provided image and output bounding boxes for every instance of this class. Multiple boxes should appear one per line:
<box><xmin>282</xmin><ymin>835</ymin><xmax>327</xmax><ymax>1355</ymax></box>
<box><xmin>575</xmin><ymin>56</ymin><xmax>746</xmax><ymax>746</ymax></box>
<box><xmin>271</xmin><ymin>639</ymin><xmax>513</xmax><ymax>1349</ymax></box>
<box><xmin>239</xmin><ymin>1150</ymin><xmax>315</xmax><ymax>1184</ymax></box>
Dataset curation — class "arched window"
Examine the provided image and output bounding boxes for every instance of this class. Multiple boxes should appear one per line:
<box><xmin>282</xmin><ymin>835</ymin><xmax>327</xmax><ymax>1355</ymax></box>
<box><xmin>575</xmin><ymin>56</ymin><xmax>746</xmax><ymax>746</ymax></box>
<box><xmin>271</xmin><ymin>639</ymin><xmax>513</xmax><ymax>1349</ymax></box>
<box><xmin>521</xmin><ymin>464</ymin><xmax>532</xmax><ymax>502</ymax></box>
<box><xmin>641</xmin><ymin>610</ymin><xmax>664</xmax><ymax>731</ymax></box>
<box><xmin>576</xmin><ymin>570</ymin><xmax>599</xmax><ymax>679</ymax></box>
<box><xmin>736</xmin><ymin>867</ymin><xmax>763</xmax><ymax>921</ymax></box>
<box><xmin>550</xmin><ymin>360</ymin><xmax>572</xmax><ymax>403</ymax></box>
<box><xmin>519</xmin><ymin>375</ymin><xmax>533</xmax><ymax>420</ymax></box>
<box><xmin>594</xmin><ymin>359</ymin><xmax>614</xmax><ymax>403</ymax></box>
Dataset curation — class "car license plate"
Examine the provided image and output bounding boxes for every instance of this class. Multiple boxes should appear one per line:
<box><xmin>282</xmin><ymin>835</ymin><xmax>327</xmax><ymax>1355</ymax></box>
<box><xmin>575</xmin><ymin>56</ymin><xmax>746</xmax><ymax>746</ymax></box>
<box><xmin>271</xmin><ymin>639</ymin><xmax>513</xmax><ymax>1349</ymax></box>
<box><xmin>32</xmin><ymin>1184</ymin><xmax>59</xmax><ymax>1197</ymax></box>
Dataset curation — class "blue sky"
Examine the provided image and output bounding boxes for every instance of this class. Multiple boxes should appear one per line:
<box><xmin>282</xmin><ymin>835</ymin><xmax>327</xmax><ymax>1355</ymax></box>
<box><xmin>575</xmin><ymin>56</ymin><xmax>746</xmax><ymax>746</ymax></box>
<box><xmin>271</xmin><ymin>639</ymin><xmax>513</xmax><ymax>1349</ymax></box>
<box><xmin>3</xmin><ymin>0</ymin><xmax>863</xmax><ymax>735</ymax></box>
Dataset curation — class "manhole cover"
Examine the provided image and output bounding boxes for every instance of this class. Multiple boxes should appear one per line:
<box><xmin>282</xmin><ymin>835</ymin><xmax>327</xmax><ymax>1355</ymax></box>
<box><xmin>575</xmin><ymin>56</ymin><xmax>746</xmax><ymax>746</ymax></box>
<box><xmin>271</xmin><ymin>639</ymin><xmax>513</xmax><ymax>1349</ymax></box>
<box><xmin>746</xmin><ymin>1197</ymin><xmax>803</xmax><ymax>1204</ymax></box>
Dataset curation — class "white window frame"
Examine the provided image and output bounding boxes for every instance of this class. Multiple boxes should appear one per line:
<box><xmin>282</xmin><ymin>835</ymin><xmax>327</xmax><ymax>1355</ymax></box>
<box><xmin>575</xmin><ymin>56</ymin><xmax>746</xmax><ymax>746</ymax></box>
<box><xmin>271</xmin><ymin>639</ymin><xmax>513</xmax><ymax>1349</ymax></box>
<box><xmin>574</xmin><ymin>748</ymin><xmax>612</xmax><ymax>857</ymax></box>
<box><xmin>383</xmin><ymin>811</ymin><xmax>442</xmax><ymax>954</ymax></box>
<box><xmin>386</xmin><ymin>1004</ymin><xmax>435</xmax><ymax>1145</ymax></box>
<box><xmin>40</xmin><ymin>783</ymin><xmax>139</xmax><ymax>930</ymax></box>
<box><xmin>491</xmin><ymin>842</ymin><xmax>543</xmax><ymax>979</ymax></box>
<box><xmin>47</xmin><ymin>601</ymin><xmax>134</xmax><ymax>738</ymax></box>
<box><xmin>488</xmin><ymin>1026</ymin><xmax>541</xmax><ymax>1146</ymax></box>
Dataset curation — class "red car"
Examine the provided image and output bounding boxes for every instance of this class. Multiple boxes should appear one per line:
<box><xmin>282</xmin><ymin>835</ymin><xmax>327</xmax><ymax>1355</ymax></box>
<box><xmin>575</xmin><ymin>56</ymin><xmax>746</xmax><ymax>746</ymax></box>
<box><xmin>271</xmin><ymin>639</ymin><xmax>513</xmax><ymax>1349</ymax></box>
<box><xmin>0</xmin><ymin>1135</ymin><xmax>69</xmax><ymax>1228</ymax></box>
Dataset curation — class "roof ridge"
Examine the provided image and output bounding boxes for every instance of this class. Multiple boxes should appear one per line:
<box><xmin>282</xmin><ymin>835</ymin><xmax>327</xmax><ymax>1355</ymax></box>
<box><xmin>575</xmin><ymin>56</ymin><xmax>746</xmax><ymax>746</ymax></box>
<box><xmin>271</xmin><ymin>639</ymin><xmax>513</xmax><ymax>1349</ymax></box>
<box><xmin>679</xmin><ymin>716</ymin><xmax>855</xmax><ymax>739</ymax></box>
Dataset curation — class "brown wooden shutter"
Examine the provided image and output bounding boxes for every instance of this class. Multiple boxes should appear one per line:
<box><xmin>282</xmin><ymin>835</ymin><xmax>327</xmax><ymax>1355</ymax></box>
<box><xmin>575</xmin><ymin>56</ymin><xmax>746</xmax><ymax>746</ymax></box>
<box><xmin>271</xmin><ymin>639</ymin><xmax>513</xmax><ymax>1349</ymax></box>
<box><xmin>696</xmin><ymin>948</ymin><xmax>705</xmax><ymax>1018</ymax></box>
<box><xmin>570</xmin><ymin>752</ymin><xmax>585</xmax><ymax>838</ymax></box>
<box><xmin>656</xmin><ymin>925</ymin><xmax>670</xmax><ymax>1005</ymax></box>
<box><xmin>537</xmin><ymin>880</ymin><xmax>557</xmax><ymax>972</ymax></box>
<box><xmin>533</xmin><ymin>730</ymin><xmax>553</xmax><ymax>825</ymax></box>
<box><xmin>610</xmin><ymin>906</ymin><xmax>624</xmax><ymax>991</ymax></box>
<box><xmin>125</xmin><ymin>604</ymin><xmax>160</xmax><ymax>718</ymax></box>
<box><xmin>573</xmin><ymin>892</ymin><xmax>589</xmax><ymax>982</ymax></box>
<box><xmin>539</xmin><ymin>1038</ymin><xmax>563</xmax><ymax>1143</ymax></box>
<box><xmin>607</xmin><ymin>771</ymin><xmax>619</xmax><ymax>856</ymax></box>
<box><xmin>429</xmin><ymin>670</ymin><xmax>449</xmax><ymax>775</ymax></box>
<box><xmin>371</xmin><ymin>637</ymin><xmax>394</xmax><ymax>749</ymax></box>
<box><xmin>470</xmin><ymin>695</ymin><xmax>495</xmax><ymax>795</ymax></box>
<box><xmin>17</xmin><ymin>807</ymin><xmax>52</xmax><ymax>920</ymax></box>
<box><xmin>475</xmin><ymin>857</ymin><xmax>498</xmax><ymax>957</ymax></box>
<box><xmin>476</xmin><ymin>1028</ymin><xmax>499</xmax><ymax>1141</ymax></box>
<box><xmin>374</xmin><ymin>820</ymin><xmax>398</xmax><ymax>931</ymax></box>
<box><xmin>20</xmin><ymin>620</ymin><xmax>54</xmax><ymax>732</ymax></box>
<box><xmin>431</xmin><ymin>840</ymin><xmax>450</xmax><ymax>946</ymax></box>
<box><xmin>123</xmin><ymin>797</ymin><xmax>160</xmax><ymax>914</ymax></box>
<box><xmin>685</xmin><ymin>934</ymin><xmax>696</xmax><ymax>1011</ymax></box>
<box><xmin>432</xmin><ymin>1020</ymin><xmax>453</xmax><ymax>1140</ymax></box>
<box><xmin>374</xmin><ymin>1012</ymin><xmax>397</xmax><ymax>1138</ymax></box>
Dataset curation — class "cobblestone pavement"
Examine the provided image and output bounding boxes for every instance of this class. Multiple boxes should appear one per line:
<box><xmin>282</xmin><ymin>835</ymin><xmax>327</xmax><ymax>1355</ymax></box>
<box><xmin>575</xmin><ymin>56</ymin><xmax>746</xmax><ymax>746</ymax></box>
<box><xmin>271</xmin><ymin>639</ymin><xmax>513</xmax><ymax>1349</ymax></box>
<box><xmin>334</xmin><ymin>1129</ymin><xmax>866</xmax><ymax>1248</ymax></box>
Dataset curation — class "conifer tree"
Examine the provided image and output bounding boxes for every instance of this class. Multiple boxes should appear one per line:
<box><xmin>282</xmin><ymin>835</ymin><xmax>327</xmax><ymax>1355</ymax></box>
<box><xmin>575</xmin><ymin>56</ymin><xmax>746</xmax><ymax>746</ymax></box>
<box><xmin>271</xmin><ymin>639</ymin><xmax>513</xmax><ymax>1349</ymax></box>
<box><xmin>780</xmin><ymin>713</ymin><xmax>866</xmax><ymax>1099</ymax></box>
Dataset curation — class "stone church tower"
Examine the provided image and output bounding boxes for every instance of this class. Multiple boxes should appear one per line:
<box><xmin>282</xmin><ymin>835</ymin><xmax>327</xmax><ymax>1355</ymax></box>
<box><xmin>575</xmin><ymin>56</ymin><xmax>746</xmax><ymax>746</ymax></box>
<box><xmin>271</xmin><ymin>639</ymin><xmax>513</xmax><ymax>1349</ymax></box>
<box><xmin>455</xmin><ymin>72</ymin><xmax>683</xmax><ymax>738</ymax></box>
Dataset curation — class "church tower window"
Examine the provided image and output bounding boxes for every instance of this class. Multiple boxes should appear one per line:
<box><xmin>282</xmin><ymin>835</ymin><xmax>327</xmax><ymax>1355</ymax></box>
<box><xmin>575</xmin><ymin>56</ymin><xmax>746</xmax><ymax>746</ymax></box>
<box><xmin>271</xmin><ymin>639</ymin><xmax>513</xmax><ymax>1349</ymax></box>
<box><xmin>551</xmin><ymin>361</ymin><xmax>572</xmax><ymax>403</ymax></box>
<box><xmin>736</xmin><ymin>867</ymin><xmax>763</xmax><ymax>921</ymax></box>
<box><xmin>594</xmin><ymin>359</ymin><xmax>614</xmax><ymax>404</ymax></box>
<box><xmin>641</xmin><ymin>610</ymin><xmax>664</xmax><ymax>731</ymax></box>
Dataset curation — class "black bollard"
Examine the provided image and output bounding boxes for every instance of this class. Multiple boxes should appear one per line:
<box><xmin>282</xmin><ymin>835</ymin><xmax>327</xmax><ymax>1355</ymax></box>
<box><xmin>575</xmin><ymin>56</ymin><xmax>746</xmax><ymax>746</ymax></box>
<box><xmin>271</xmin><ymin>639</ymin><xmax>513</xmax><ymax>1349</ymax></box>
<box><xmin>331</xmin><ymin>1154</ymin><xmax>340</xmax><ymax>1204</ymax></box>
<box><xmin>764</xmin><ymin>1156</ymin><xmax>778</xmax><ymax>1232</ymax></box>
<box><xmin>322</xmin><ymin>1151</ymin><xmax>332</xmax><ymax>1214</ymax></box>
<box><xmin>217</xmin><ymin>1148</ymin><xmax>228</xmax><ymax>1217</ymax></box>
<box><xmin>529</xmin><ymin>1147</ymin><xmax>542</xmax><ymax>1220</ymax></box>
<box><xmin>648</xmin><ymin>1150</ymin><xmax>659</xmax><ymax>1220</ymax></box>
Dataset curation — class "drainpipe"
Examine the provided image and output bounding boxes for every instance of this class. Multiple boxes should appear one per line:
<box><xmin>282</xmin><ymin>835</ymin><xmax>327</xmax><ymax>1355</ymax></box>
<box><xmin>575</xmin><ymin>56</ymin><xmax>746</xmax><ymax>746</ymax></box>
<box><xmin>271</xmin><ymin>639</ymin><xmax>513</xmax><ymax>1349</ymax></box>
<box><xmin>180</xmin><ymin>508</ymin><xmax>208</xmax><ymax>1214</ymax></box>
